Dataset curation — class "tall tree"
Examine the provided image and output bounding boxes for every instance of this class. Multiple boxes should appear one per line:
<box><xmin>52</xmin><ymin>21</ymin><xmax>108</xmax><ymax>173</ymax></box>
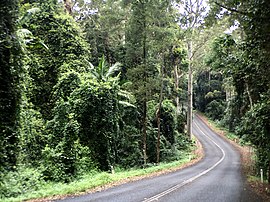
<box><xmin>0</xmin><ymin>0</ymin><xmax>20</xmax><ymax>171</ymax></box>
<box><xmin>126</xmin><ymin>0</ymin><xmax>148</xmax><ymax>165</ymax></box>
<box><xmin>125</xmin><ymin>0</ymin><xmax>180</xmax><ymax>165</ymax></box>
<box><xmin>176</xmin><ymin>0</ymin><xmax>208</xmax><ymax>138</ymax></box>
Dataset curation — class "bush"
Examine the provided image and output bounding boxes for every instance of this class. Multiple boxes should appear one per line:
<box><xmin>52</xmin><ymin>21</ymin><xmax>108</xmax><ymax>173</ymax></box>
<box><xmin>40</xmin><ymin>140</ymin><xmax>95</xmax><ymax>182</ymax></box>
<box><xmin>237</xmin><ymin>99</ymin><xmax>270</xmax><ymax>182</ymax></box>
<box><xmin>43</xmin><ymin>106</ymin><xmax>96</xmax><ymax>182</ymax></box>
<box><xmin>115</xmin><ymin>125</ymin><xmax>142</xmax><ymax>168</ymax></box>
<box><xmin>0</xmin><ymin>166</ymin><xmax>45</xmax><ymax>198</ymax></box>
<box><xmin>205</xmin><ymin>100</ymin><xmax>225</xmax><ymax>120</ymax></box>
<box><xmin>70</xmin><ymin>79</ymin><xmax>120</xmax><ymax>171</ymax></box>
<box><xmin>19</xmin><ymin>105</ymin><xmax>46</xmax><ymax>166</ymax></box>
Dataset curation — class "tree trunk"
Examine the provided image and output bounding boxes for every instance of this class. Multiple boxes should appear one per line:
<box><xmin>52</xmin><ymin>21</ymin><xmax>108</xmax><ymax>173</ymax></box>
<box><xmin>245</xmin><ymin>82</ymin><xmax>253</xmax><ymax>110</ymax></box>
<box><xmin>156</xmin><ymin>65</ymin><xmax>164</xmax><ymax>164</ymax></box>
<box><xmin>142</xmin><ymin>100</ymin><xmax>147</xmax><ymax>166</ymax></box>
<box><xmin>63</xmin><ymin>0</ymin><xmax>72</xmax><ymax>14</ymax></box>
<box><xmin>156</xmin><ymin>110</ymin><xmax>161</xmax><ymax>164</ymax></box>
<box><xmin>142</xmin><ymin>4</ymin><xmax>147</xmax><ymax>166</ymax></box>
<box><xmin>174</xmin><ymin>65</ymin><xmax>180</xmax><ymax>114</ymax></box>
<box><xmin>187</xmin><ymin>41</ymin><xmax>193</xmax><ymax>139</ymax></box>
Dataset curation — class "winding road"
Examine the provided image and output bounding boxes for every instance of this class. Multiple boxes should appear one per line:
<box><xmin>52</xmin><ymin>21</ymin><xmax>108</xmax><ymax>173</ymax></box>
<box><xmin>57</xmin><ymin>114</ymin><xmax>262</xmax><ymax>202</ymax></box>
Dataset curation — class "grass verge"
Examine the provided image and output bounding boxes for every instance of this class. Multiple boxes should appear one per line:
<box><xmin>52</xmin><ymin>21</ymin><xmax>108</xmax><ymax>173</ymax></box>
<box><xmin>2</xmin><ymin>146</ymin><xmax>203</xmax><ymax>202</ymax></box>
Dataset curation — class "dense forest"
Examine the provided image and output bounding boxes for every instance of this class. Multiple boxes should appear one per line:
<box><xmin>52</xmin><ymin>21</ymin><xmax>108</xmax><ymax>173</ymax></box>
<box><xmin>0</xmin><ymin>0</ymin><xmax>269</xmax><ymax>199</ymax></box>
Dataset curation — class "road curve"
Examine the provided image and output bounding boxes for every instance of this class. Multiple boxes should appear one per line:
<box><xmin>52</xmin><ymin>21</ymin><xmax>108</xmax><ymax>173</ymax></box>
<box><xmin>56</xmin><ymin>114</ymin><xmax>261</xmax><ymax>202</ymax></box>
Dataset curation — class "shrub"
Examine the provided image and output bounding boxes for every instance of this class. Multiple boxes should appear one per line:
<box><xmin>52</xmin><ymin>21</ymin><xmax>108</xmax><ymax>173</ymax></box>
<box><xmin>0</xmin><ymin>166</ymin><xmax>45</xmax><ymax>198</ymax></box>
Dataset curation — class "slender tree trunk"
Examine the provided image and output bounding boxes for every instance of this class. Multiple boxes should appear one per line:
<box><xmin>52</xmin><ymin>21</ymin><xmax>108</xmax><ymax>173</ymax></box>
<box><xmin>142</xmin><ymin>100</ymin><xmax>147</xmax><ymax>166</ymax></box>
<box><xmin>187</xmin><ymin>41</ymin><xmax>193</xmax><ymax>139</ymax></box>
<box><xmin>156</xmin><ymin>109</ymin><xmax>161</xmax><ymax>164</ymax></box>
<box><xmin>142</xmin><ymin>4</ymin><xmax>147</xmax><ymax>166</ymax></box>
<box><xmin>245</xmin><ymin>82</ymin><xmax>253</xmax><ymax>110</ymax></box>
<box><xmin>156</xmin><ymin>65</ymin><xmax>164</xmax><ymax>164</ymax></box>
<box><xmin>174</xmin><ymin>65</ymin><xmax>180</xmax><ymax>114</ymax></box>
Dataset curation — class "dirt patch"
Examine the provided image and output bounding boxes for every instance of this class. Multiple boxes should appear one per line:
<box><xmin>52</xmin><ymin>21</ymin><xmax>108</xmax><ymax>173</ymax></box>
<box><xmin>249</xmin><ymin>181</ymin><xmax>270</xmax><ymax>201</ymax></box>
<box><xmin>197</xmin><ymin>113</ymin><xmax>270</xmax><ymax>202</ymax></box>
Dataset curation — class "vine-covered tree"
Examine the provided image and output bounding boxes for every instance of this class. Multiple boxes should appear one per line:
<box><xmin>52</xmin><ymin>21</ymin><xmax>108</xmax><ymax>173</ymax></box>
<box><xmin>0</xmin><ymin>0</ymin><xmax>20</xmax><ymax>171</ymax></box>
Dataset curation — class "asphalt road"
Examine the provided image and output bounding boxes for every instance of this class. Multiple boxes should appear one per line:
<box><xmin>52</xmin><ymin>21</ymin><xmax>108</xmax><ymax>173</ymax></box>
<box><xmin>56</xmin><ymin>114</ymin><xmax>262</xmax><ymax>202</ymax></box>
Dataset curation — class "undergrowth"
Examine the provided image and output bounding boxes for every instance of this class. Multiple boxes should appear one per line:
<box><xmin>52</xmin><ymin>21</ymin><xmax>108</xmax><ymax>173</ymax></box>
<box><xmin>0</xmin><ymin>150</ymin><xmax>196</xmax><ymax>202</ymax></box>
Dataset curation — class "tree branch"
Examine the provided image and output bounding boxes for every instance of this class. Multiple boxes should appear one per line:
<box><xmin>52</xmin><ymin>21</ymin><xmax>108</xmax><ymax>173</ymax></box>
<box><xmin>214</xmin><ymin>1</ymin><xmax>250</xmax><ymax>16</ymax></box>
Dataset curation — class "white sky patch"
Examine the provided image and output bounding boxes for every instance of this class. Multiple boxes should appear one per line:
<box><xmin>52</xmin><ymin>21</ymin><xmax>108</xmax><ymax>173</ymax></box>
<box><xmin>224</xmin><ymin>20</ymin><xmax>240</xmax><ymax>34</ymax></box>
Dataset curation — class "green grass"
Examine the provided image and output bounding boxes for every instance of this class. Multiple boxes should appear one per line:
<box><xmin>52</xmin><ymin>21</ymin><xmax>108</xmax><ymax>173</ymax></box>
<box><xmin>2</xmin><ymin>152</ymin><xmax>195</xmax><ymax>202</ymax></box>
<box><xmin>205</xmin><ymin>118</ymin><xmax>243</xmax><ymax>144</ymax></box>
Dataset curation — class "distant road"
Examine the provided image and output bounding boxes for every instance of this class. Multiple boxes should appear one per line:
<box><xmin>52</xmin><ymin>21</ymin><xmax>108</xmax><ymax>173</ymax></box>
<box><xmin>57</xmin><ymin>114</ymin><xmax>261</xmax><ymax>202</ymax></box>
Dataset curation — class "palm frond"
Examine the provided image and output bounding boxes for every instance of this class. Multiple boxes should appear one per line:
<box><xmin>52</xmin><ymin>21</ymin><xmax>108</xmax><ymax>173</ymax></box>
<box><xmin>19</xmin><ymin>7</ymin><xmax>41</xmax><ymax>26</ymax></box>
<box><xmin>38</xmin><ymin>40</ymin><xmax>49</xmax><ymax>50</ymax></box>
<box><xmin>17</xmin><ymin>29</ymin><xmax>33</xmax><ymax>38</ymax></box>
<box><xmin>119</xmin><ymin>101</ymin><xmax>136</xmax><ymax>108</ymax></box>
<box><xmin>106</xmin><ymin>62</ymin><xmax>121</xmax><ymax>78</ymax></box>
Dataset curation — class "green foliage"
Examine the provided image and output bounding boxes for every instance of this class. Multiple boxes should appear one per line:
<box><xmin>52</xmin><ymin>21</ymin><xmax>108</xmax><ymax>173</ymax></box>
<box><xmin>206</xmin><ymin>0</ymin><xmax>270</xmax><ymax>183</ymax></box>
<box><xmin>13</xmin><ymin>0</ymin><xmax>95</xmax><ymax>182</ymax></box>
<box><xmin>21</xmin><ymin>1</ymin><xmax>91</xmax><ymax>119</ymax></box>
<box><xmin>19</xmin><ymin>104</ymin><xmax>45</xmax><ymax>166</ymax></box>
<box><xmin>0</xmin><ymin>155</ymin><xmax>194</xmax><ymax>202</ymax></box>
<box><xmin>0</xmin><ymin>166</ymin><xmax>45</xmax><ymax>198</ymax></box>
<box><xmin>70</xmin><ymin>78</ymin><xmax>119</xmax><ymax>170</ymax></box>
<box><xmin>53</xmin><ymin>71</ymin><xmax>81</xmax><ymax>101</ymax></box>
<box><xmin>44</xmin><ymin>71</ymin><xmax>121</xmax><ymax>179</ymax></box>
<box><xmin>81</xmin><ymin>0</ymin><xmax>128</xmax><ymax>65</ymax></box>
<box><xmin>115</xmin><ymin>96</ymin><xmax>141</xmax><ymax>168</ymax></box>
<box><xmin>90</xmin><ymin>55</ymin><xmax>121</xmax><ymax>82</ymax></box>
<box><xmin>40</xmin><ymin>139</ymin><xmax>94</xmax><ymax>182</ymax></box>
<box><xmin>115</xmin><ymin>125</ymin><xmax>142</xmax><ymax>168</ymax></box>
<box><xmin>43</xmin><ymin>113</ymin><xmax>82</xmax><ymax>182</ymax></box>
<box><xmin>205</xmin><ymin>100</ymin><xmax>225</xmax><ymax>120</ymax></box>
<box><xmin>147</xmin><ymin>99</ymin><xmax>188</xmax><ymax>163</ymax></box>
<box><xmin>194</xmin><ymin>70</ymin><xmax>226</xmax><ymax>120</ymax></box>
<box><xmin>237</xmin><ymin>99</ymin><xmax>270</xmax><ymax>178</ymax></box>
<box><xmin>0</xmin><ymin>0</ymin><xmax>21</xmax><ymax>171</ymax></box>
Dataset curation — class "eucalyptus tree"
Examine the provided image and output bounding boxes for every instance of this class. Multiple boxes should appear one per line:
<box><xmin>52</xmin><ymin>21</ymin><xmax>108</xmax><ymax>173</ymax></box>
<box><xmin>125</xmin><ymin>0</ymin><xmax>154</xmax><ymax>165</ymax></box>
<box><xmin>192</xmin><ymin>18</ymin><xmax>234</xmax><ymax>122</ymax></box>
<box><xmin>176</xmin><ymin>0</ymin><xmax>209</xmax><ymax>138</ymax></box>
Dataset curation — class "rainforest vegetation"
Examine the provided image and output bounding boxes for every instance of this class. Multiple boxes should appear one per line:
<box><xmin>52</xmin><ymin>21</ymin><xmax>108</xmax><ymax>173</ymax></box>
<box><xmin>0</xmin><ymin>0</ymin><xmax>269</xmax><ymax>200</ymax></box>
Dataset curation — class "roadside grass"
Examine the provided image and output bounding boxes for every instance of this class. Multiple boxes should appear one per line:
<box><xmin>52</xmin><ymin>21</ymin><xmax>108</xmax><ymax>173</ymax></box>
<box><xmin>2</xmin><ymin>151</ymin><xmax>197</xmax><ymax>202</ymax></box>
<box><xmin>200</xmin><ymin>116</ymin><xmax>246</xmax><ymax>146</ymax></box>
